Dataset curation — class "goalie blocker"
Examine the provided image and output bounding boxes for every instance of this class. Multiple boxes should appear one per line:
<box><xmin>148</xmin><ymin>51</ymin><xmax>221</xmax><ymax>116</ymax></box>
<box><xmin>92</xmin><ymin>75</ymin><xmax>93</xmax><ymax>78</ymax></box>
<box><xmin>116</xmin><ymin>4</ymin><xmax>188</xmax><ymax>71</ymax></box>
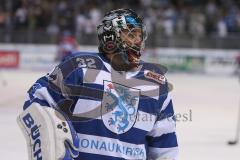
<box><xmin>17</xmin><ymin>103</ymin><xmax>80</xmax><ymax>160</ymax></box>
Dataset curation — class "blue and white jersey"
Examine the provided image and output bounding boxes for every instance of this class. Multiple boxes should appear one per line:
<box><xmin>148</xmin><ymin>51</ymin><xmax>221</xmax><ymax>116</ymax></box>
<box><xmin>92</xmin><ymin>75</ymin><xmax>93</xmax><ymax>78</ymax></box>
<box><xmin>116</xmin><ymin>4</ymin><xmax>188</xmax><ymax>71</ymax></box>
<box><xmin>23</xmin><ymin>52</ymin><xmax>178</xmax><ymax>160</ymax></box>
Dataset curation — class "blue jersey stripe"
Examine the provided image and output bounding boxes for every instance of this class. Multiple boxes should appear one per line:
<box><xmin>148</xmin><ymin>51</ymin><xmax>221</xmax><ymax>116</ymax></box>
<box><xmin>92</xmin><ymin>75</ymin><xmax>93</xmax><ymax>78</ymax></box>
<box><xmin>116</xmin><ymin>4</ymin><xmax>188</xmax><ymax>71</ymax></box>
<box><xmin>23</xmin><ymin>98</ymin><xmax>50</xmax><ymax>110</ymax></box>
<box><xmin>158</xmin><ymin>100</ymin><xmax>174</xmax><ymax>121</ymax></box>
<box><xmin>147</xmin><ymin>132</ymin><xmax>178</xmax><ymax>148</ymax></box>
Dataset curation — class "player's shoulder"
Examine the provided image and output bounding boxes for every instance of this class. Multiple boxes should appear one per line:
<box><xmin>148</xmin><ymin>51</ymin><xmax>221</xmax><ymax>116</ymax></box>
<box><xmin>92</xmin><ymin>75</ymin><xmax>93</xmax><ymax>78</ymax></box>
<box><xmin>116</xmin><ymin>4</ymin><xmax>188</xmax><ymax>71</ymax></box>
<box><xmin>140</xmin><ymin>60</ymin><xmax>167</xmax><ymax>74</ymax></box>
<box><xmin>57</xmin><ymin>51</ymin><xmax>110</xmax><ymax>73</ymax></box>
<box><xmin>140</xmin><ymin>60</ymin><xmax>167</xmax><ymax>85</ymax></box>
<box><xmin>61</xmin><ymin>51</ymin><xmax>101</xmax><ymax>62</ymax></box>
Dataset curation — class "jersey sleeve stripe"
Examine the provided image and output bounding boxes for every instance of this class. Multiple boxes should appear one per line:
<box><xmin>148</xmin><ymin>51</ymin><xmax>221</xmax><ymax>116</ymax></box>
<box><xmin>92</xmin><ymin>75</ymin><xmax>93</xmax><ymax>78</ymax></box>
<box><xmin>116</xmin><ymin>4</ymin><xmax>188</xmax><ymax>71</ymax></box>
<box><xmin>158</xmin><ymin>100</ymin><xmax>174</xmax><ymax>121</ymax></box>
<box><xmin>23</xmin><ymin>98</ymin><xmax>51</xmax><ymax>110</ymax></box>
<box><xmin>148</xmin><ymin>146</ymin><xmax>178</xmax><ymax>160</ymax></box>
<box><xmin>147</xmin><ymin>116</ymin><xmax>176</xmax><ymax>137</ymax></box>
<box><xmin>147</xmin><ymin>132</ymin><xmax>178</xmax><ymax>148</ymax></box>
<box><xmin>160</xmin><ymin>93</ymin><xmax>172</xmax><ymax>112</ymax></box>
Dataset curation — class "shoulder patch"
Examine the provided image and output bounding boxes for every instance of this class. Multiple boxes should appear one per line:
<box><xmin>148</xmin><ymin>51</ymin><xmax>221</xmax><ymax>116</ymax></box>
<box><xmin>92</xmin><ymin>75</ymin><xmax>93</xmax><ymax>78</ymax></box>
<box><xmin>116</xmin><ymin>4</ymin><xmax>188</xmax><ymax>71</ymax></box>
<box><xmin>144</xmin><ymin>70</ymin><xmax>166</xmax><ymax>84</ymax></box>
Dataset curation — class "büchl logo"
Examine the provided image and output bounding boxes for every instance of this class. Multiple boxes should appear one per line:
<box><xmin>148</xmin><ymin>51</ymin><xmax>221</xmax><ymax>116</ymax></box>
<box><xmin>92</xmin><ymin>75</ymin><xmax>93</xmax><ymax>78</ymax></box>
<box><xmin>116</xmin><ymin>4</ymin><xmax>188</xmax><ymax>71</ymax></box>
<box><xmin>22</xmin><ymin>113</ymin><xmax>42</xmax><ymax>160</ymax></box>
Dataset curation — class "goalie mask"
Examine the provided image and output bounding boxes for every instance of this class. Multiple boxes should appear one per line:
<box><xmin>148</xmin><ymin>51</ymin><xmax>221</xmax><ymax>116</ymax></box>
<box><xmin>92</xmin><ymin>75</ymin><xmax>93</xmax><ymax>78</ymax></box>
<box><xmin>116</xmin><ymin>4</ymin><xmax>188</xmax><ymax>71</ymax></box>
<box><xmin>97</xmin><ymin>9</ymin><xmax>147</xmax><ymax>70</ymax></box>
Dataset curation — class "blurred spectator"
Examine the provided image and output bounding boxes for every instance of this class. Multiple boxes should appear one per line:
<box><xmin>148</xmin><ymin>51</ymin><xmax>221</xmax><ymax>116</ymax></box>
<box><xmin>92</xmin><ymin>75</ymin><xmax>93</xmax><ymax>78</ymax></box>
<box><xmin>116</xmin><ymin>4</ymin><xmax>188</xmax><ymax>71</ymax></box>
<box><xmin>14</xmin><ymin>4</ymin><xmax>28</xmax><ymax>29</ymax></box>
<box><xmin>190</xmin><ymin>8</ymin><xmax>206</xmax><ymax>37</ymax></box>
<box><xmin>176</xmin><ymin>5</ymin><xmax>189</xmax><ymax>35</ymax></box>
<box><xmin>217</xmin><ymin>18</ymin><xmax>227</xmax><ymax>37</ymax></box>
<box><xmin>0</xmin><ymin>10</ymin><xmax>6</xmax><ymax>28</ymax></box>
<box><xmin>75</xmin><ymin>11</ymin><xmax>86</xmax><ymax>37</ymax></box>
<box><xmin>55</xmin><ymin>31</ymin><xmax>79</xmax><ymax>61</ymax></box>
<box><xmin>206</xmin><ymin>0</ymin><xmax>217</xmax><ymax>17</ymax></box>
<box><xmin>89</xmin><ymin>7</ymin><xmax>101</xmax><ymax>27</ymax></box>
<box><xmin>47</xmin><ymin>22</ymin><xmax>60</xmax><ymax>36</ymax></box>
<box><xmin>162</xmin><ymin>5</ymin><xmax>176</xmax><ymax>37</ymax></box>
<box><xmin>236</xmin><ymin>8</ymin><xmax>240</xmax><ymax>31</ymax></box>
<box><xmin>46</xmin><ymin>22</ymin><xmax>59</xmax><ymax>43</ymax></box>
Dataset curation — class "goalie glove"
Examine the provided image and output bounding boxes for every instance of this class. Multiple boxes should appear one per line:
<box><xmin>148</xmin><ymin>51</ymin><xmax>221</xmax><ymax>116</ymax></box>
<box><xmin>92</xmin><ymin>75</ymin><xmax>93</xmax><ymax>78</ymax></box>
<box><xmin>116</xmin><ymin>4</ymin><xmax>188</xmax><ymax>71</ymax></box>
<box><xmin>17</xmin><ymin>103</ymin><xmax>80</xmax><ymax>160</ymax></box>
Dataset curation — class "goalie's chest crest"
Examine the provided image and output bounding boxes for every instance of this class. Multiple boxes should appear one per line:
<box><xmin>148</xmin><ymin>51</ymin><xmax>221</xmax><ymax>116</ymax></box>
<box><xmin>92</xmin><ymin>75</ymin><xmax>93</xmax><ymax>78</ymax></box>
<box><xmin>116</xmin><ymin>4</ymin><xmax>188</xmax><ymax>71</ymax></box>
<box><xmin>101</xmin><ymin>81</ymin><xmax>140</xmax><ymax>134</ymax></box>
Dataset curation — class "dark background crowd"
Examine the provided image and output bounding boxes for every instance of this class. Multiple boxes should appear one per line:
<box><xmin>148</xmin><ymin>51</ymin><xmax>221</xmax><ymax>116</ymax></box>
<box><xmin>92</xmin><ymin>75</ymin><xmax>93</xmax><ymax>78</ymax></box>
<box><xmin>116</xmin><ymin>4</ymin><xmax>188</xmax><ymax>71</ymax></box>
<box><xmin>1</xmin><ymin>0</ymin><xmax>240</xmax><ymax>48</ymax></box>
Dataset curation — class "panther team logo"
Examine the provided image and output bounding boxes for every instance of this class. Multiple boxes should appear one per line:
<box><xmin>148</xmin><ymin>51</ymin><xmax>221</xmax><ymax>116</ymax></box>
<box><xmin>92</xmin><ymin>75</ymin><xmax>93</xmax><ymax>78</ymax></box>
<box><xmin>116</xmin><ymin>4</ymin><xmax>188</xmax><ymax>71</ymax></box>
<box><xmin>101</xmin><ymin>81</ymin><xmax>140</xmax><ymax>134</ymax></box>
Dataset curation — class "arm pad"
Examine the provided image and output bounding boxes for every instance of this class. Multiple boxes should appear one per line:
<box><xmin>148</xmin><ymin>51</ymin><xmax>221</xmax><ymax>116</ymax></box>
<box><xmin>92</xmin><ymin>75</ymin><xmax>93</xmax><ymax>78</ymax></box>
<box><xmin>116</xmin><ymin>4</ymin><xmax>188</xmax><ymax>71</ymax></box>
<box><xmin>17</xmin><ymin>103</ymin><xmax>79</xmax><ymax>160</ymax></box>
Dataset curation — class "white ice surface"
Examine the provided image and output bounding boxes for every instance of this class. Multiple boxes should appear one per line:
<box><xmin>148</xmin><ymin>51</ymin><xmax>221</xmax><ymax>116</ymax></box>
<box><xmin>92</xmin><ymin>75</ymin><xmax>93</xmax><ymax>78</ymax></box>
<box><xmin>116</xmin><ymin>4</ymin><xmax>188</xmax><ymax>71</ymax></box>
<box><xmin>0</xmin><ymin>70</ymin><xmax>239</xmax><ymax>159</ymax></box>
